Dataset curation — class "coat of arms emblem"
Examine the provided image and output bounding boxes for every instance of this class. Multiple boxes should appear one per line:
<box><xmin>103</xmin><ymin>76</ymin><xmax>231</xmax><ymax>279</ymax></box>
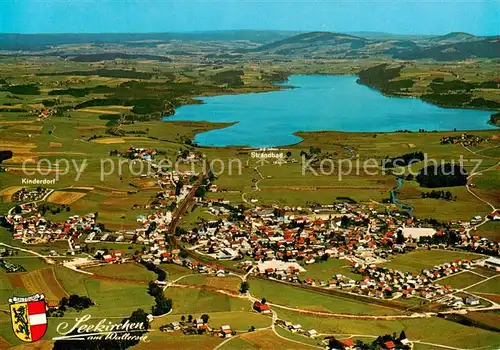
<box><xmin>9</xmin><ymin>294</ymin><xmax>48</xmax><ymax>342</ymax></box>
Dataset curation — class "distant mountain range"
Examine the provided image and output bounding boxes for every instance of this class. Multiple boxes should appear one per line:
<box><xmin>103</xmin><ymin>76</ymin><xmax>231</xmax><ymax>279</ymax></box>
<box><xmin>0</xmin><ymin>30</ymin><xmax>301</xmax><ymax>51</ymax></box>
<box><xmin>246</xmin><ymin>31</ymin><xmax>499</xmax><ymax>61</ymax></box>
<box><xmin>0</xmin><ymin>30</ymin><xmax>498</xmax><ymax>61</ymax></box>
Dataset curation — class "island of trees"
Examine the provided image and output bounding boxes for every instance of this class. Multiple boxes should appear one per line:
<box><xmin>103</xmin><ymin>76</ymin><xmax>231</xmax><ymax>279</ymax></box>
<box><xmin>416</xmin><ymin>163</ymin><xmax>468</xmax><ymax>188</ymax></box>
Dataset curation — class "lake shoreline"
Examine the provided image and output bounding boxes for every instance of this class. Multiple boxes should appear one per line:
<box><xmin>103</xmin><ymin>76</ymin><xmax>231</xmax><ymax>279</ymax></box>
<box><xmin>165</xmin><ymin>75</ymin><xmax>496</xmax><ymax>148</ymax></box>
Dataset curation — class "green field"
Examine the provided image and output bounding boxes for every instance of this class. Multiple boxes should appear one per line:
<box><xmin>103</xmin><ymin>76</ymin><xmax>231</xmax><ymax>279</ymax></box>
<box><xmin>163</xmin><ymin>287</ymin><xmax>249</xmax><ymax>315</ymax></box>
<box><xmin>156</xmin><ymin>310</ymin><xmax>271</xmax><ymax>331</ymax></box>
<box><xmin>247</xmin><ymin>277</ymin><xmax>399</xmax><ymax>316</ymax></box>
<box><xmin>85</xmin><ymin>263</ymin><xmax>156</xmax><ymax>281</ymax></box>
<box><xmin>437</xmin><ymin>271</ymin><xmax>486</xmax><ymax>289</ymax></box>
<box><xmin>176</xmin><ymin>274</ymin><xmax>242</xmax><ymax>292</ymax></box>
<box><xmin>475</xmin><ymin>221</ymin><xmax>500</xmax><ymax>242</ymax></box>
<box><xmin>276</xmin><ymin>309</ymin><xmax>500</xmax><ymax>349</ymax></box>
<box><xmin>468</xmin><ymin>276</ymin><xmax>500</xmax><ymax>295</ymax></box>
<box><xmin>134</xmin><ymin>332</ymin><xmax>223</xmax><ymax>350</ymax></box>
<box><xmin>301</xmin><ymin>258</ymin><xmax>361</xmax><ymax>282</ymax></box>
<box><xmin>380</xmin><ymin>250</ymin><xmax>482</xmax><ymax>273</ymax></box>
<box><xmin>54</xmin><ymin>266</ymin><xmax>154</xmax><ymax>315</ymax></box>
<box><xmin>218</xmin><ymin>337</ymin><xmax>259</xmax><ymax>350</ymax></box>
<box><xmin>160</xmin><ymin>263</ymin><xmax>194</xmax><ymax>281</ymax></box>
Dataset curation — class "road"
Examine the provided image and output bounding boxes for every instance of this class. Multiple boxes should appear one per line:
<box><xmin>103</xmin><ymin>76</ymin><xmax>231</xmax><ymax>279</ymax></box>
<box><xmin>241</xmin><ymin>163</ymin><xmax>269</xmax><ymax>205</ymax></box>
<box><xmin>464</xmin><ymin>160</ymin><xmax>499</xmax><ymax>231</ymax></box>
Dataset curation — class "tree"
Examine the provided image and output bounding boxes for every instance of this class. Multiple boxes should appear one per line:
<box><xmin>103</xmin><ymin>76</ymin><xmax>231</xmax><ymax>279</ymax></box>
<box><xmin>175</xmin><ymin>180</ymin><xmax>184</xmax><ymax>196</ymax></box>
<box><xmin>68</xmin><ymin>295</ymin><xmax>94</xmax><ymax>311</ymax></box>
<box><xmin>239</xmin><ymin>281</ymin><xmax>249</xmax><ymax>293</ymax></box>
<box><xmin>151</xmin><ymin>297</ymin><xmax>172</xmax><ymax>316</ymax></box>
<box><xmin>396</xmin><ymin>230</ymin><xmax>405</xmax><ymax>245</ymax></box>
<box><xmin>340</xmin><ymin>215</ymin><xmax>351</xmax><ymax>228</ymax></box>
<box><xmin>261</xmin><ymin>298</ymin><xmax>266</xmax><ymax>304</ymax></box>
<box><xmin>148</xmin><ymin>281</ymin><xmax>162</xmax><ymax>297</ymax></box>
<box><xmin>327</xmin><ymin>337</ymin><xmax>343</xmax><ymax>349</ymax></box>
<box><xmin>181</xmin><ymin>315</ymin><xmax>185</xmax><ymax>322</ymax></box>
<box><xmin>148</xmin><ymin>281</ymin><xmax>172</xmax><ymax>315</ymax></box>
<box><xmin>187</xmin><ymin>314</ymin><xmax>193</xmax><ymax>323</ymax></box>
<box><xmin>416</xmin><ymin>163</ymin><xmax>468</xmax><ymax>188</ymax></box>
<box><xmin>201</xmin><ymin>314</ymin><xmax>209</xmax><ymax>323</ymax></box>
<box><xmin>286</xmin><ymin>151</ymin><xmax>292</xmax><ymax>158</ymax></box>
<box><xmin>195</xmin><ymin>186</ymin><xmax>206</xmax><ymax>198</ymax></box>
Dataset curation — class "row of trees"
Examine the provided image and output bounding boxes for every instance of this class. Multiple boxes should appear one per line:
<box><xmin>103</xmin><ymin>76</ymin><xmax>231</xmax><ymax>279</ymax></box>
<box><xmin>421</xmin><ymin>190</ymin><xmax>456</xmax><ymax>201</ymax></box>
<box><xmin>382</xmin><ymin>151</ymin><xmax>425</xmax><ymax>168</ymax></box>
<box><xmin>141</xmin><ymin>260</ymin><xmax>167</xmax><ymax>281</ymax></box>
<box><xmin>49</xmin><ymin>294</ymin><xmax>94</xmax><ymax>317</ymax></box>
<box><xmin>148</xmin><ymin>281</ymin><xmax>172</xmax><ymax>316</ymax></box>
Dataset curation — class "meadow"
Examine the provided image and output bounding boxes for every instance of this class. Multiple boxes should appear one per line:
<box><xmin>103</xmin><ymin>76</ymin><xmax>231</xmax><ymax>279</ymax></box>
<box><xmin>437</xmin><ymin>271</ymin><xmax>487</xmax><ymax>289</ymax></box>
<box><xmin>300</xmin><ymin>258</ymin><xmax>361</xmax><ymax>282</ymax></box>
<box><xmin>247</xmin><ymin>277</ymin><xmax>399</xmax><ymax>315</ymax></box>
<box><xmin>276</xmin><ymin>309</ymin><xmax>500</xmax><ymax>349</ymax></box>
<box><xmin>380</xmin><ymin>250</ymin><xmax>482</xmax><ymax>273</ymax></box>
<box><xmin>176</xmin><ymin>274</ymin><xmax>242</xmax><ymax>292</ymax></box>
<box><xmin>163</xmin><ymin>286</ymin><xmax>249</xmax><ymax>315</ymax></box>
<box><xmin>84</xmin><ymin>262</ymin><xmax>156</xmax><ymax>281</ymax></box>
<box><xmin>468</xmin><ymin>277</ymin><xmax>500</xmax><ymax>295</ymax></box>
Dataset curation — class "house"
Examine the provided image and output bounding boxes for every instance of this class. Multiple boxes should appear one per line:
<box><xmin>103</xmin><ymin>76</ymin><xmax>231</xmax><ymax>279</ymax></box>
<box><xmin>197</xmin><ymin>324</ymin><xmax>210</xmax><ymax>332</ymax></box>
<box><xmin>400</xmin><ymin>338</ymin><xmax>411</xmax><ymax>346</ymax></box>
<box><xmin>219</xmin><ymin>325</ymin><xmax>233</xmax><ymax>338</ymax></box>
<box><xmin>305</xmin><ymin>329</ymin><xmax>318</xmax><ymax>338</ymax></box>
<box><xmin>289</xmin><ymin>324</ymin><xmax>302</xmax><ymax>333</ymax></box>
<box><xmin>340</xmin><ymin>338</ymin><xmax>355</xmax><ymax>349</ymax></box>
<box><xmin>383</xmin><ymin>340</ymin><xmax>396</xmax><ymax>349</ymax></box>
<box><xmin>253</xmin><ymin>301</ymin><xmax>271</xmax><ymax>314</ymax></box>
<box><xmin>465</xmin><ymin>297</ymin><xmax>480</xmax><ymax>306</ymax></box>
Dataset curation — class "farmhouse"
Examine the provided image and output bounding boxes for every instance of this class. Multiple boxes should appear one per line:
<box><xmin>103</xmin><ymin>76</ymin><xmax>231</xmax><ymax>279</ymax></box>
<box><xmin>219</xmin><ymin>325</ymin><xmax>233</xmax><ymax>338</ymax></box>
<box><xmin>340</xmin><ymin>338</ymin><xmax>355</xmax><ymax>349</ymax></box>
<box><xmin>253</xmin><ymin>301</ymin><xmax>271</xmax><ymax>314</ymax></box>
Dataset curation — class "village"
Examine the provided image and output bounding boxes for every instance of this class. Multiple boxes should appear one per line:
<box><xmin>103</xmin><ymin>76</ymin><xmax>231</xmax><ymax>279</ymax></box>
<box><xmin>2</xmin><ymin>183</ymin><xmax>499</xmax><ymax>311</ymax></box>
<box><xmin>439</xmin><ymin>133</ymin><xmax>490</xmax><ymax>147</ymax></box>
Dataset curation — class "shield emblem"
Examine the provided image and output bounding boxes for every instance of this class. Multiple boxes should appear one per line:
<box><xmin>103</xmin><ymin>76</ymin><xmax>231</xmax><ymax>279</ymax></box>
<box><xmin>9</xmin><ymin>295</ymin><xmax>48</xmax><ymax>343</ymax></box>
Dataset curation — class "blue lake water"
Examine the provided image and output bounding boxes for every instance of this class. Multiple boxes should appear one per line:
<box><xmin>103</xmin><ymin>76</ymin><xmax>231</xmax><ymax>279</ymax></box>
<box><xmin>166</xmin><ymin>75</ymin><xmax>495</xmax><ymax>147</ymax></box>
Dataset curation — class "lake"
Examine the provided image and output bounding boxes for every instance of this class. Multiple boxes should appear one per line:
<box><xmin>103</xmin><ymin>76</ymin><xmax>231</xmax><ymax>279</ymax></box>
<box><xmin>166</xmin><ymin>75</ymin><xmax>495</xmax><ymax>147</ymax></box>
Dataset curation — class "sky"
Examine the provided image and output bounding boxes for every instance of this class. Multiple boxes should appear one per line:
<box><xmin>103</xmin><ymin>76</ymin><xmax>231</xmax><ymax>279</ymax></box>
<box><xmin>1</xmin><ymin>0</ymin><xmax>499</xmax><ymax>35</ymax></box>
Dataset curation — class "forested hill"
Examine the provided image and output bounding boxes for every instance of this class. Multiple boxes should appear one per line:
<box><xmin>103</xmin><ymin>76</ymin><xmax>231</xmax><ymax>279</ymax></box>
<box><xmin>391</xmin><ymin>37</ymin><xmax>500</xmax><ymax>61</ymax></box>
<box><xmin>0</xmin><ymin>30</ymin><xmax>301</xmax><ymax>51</ymax></box>
<box><xmin>357</xmin><ymin>64</ymin><xmax>500</xmax><ymax>111</ymax></box>
<box><xmin>0</xmin><ymin>30</ymin><xmax>498</xmax><ymax>61</ymax></box>
<box><xmin>247</xmin><ymin>32</ymin><xmax>367</xmax><ymax>54</ymax></box>
<box><xmin>249</xmin><ymin>31</ymin><xmax>499</xmax><ymax>60</ymax></box>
